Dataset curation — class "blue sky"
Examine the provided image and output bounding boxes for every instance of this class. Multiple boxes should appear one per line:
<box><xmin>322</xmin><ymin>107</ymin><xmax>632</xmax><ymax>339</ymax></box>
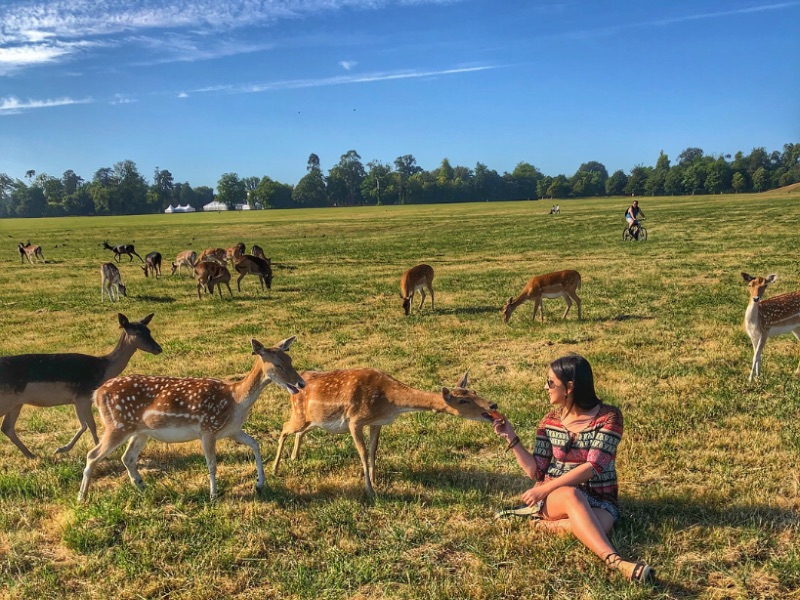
<box><xmin>1</xmin><ymin>0</ymin><xmax>798</xmax><ymax>190</ymax></box>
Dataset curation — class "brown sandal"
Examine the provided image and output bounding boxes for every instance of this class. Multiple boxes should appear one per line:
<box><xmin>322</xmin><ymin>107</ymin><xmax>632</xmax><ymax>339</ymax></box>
<box><xmin>630</xmin><ymin>561</ymin><xmax>656</xmax><ymax>584</ymax></box>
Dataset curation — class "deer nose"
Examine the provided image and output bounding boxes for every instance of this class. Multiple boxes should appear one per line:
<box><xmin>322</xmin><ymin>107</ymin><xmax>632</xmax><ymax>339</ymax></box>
<box><xmin>490</xmin><ymin>403</ymin><xmax>498</xmax><ymax>410</ymax></box>
<box><xmin>297</xmin><ymin>379</ymin><xmax>306</xmax><ymax>389</ymax></box>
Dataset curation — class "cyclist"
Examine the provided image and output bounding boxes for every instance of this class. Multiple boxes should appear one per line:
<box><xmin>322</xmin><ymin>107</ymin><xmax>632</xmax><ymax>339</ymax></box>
<box><xmin>625</xmin><ymin>199</ymin><xmax>646</xmax><ymax>240</ymax></box>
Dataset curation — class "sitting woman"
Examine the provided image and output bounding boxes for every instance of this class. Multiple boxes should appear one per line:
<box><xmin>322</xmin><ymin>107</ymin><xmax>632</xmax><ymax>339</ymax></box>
<box><xmin>492</xmin><ymin>354</ymin><xmax>655</xmax><ymax>584</ymax></box>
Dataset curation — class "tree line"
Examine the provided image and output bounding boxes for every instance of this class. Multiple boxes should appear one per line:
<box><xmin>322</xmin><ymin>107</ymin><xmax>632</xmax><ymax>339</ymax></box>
<box><xmin>1</xmin><ymin>143</ymin><xmax>798</xmax><ymax>218</ymax></box>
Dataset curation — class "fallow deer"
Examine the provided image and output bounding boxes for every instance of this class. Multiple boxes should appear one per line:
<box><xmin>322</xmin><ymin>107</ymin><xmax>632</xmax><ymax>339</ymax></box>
<box><xmin>199</xmin><ymin>247</ymin><xmax>228</xmax><ymax>265</ymax></box>
<box><xmin>501</xmin><ymin>269</ymin><xmax>582</xmax><ymax>323</ymax></box>
<box><xmin>101</xmin><ymin>262</ymin><xmax>127</xmax><ymax>302</ymax></box>
<box><xmin>171</xmin><ymin>250</ymin><xmax>197</xmax><ymax>276</ymax></box>
<box><xmin>251</xmin><ymin>244</ymin><xmax>267</xmax><ymax>260</ymax></box>
<box><xmin>141</xmin><ymin>252</ymin><xmax>162</xmax><ymax>278</ymax></box>
<box><xmin>18</xmin><ymin>242</ymin><xmax>44</xmax><ymax>264</ymax></box>
<box><xmin>234</xmin><ymin>255</ymin><xmax>272</xmax><ymax>291</ymax></box>
<box><xmin>226</xmin><ymin>242</ymin><xmax>246</xmax><ymax>264</ymax></box>
<box><xmin>741</xmin><ymin>273</ymin><xmax>800</xmax><ymax>381</ymax></box>
<box><xmin>272</xmin><ymin>369</ymin><xmax>498</xmax><ymax>496</ymax></box>
<box><xmin>194</xmin><ymin>262</ymin><xmax>233</xmax><ymax>299</ymax></box>
<box><xmin>400</xmin><ymin>264</ymin><xmax>434</xmax><ymax>316</ymax></box>
<box><xmin>102</xmin><ymin>240</ymin><xmax>143</xmax><ymax>263</ymax></box>
<box><xmin>0</xmin><ymin>313</ymin><xmax>162</xmax><ymax>458</ymax></box>
<box><xmin>78</xmin><ymin>337</ymin><xmax>305</xmax><ymax>502</ymax></box>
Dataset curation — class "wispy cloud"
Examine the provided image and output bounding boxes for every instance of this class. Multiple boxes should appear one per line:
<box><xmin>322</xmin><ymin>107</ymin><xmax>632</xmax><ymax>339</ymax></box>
<box><xmin>0</xmin><ymin>95</ymin><xmax>93</xmax><ymax>115</ymax></box>
<box><xmin>110</xmin><ymin>93</ymin><xmax>136</xmax><ymax>105</ymax></box>
<box><xmin>191</xmin><ymin>65</ymin><xmax>497</xmax><ymax>95</ymax></box>
<box><xmin>339</xmin><ymin>60</ymin><xmax>357</xmax><ymax>71</ymax></box>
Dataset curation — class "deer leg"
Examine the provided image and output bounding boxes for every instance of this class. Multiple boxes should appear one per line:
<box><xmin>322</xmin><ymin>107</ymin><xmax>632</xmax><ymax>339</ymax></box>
<box><xmin>349</xmin><ymin>422</ymin><xmax>373</xmax><ymax>496</ymax></box>
<box><xmin>290</xmin><ymin>430</ymin><xmax>310</xmax><ymax>460</ymax></box>
<box><xmin>134</xmin><ymin>252</ymin><xmax>143</xmax><ymax>263</ymax></box>
<box><xmin>418</xmin><ymin>289</ymin><xmax>426</xmax><ymax>310</ymax></box>
<box><xmin>429</xmin><ymin>286</ymin><xmax>434</xmax><ymax>311</ymax></box>
<box><xmin>200</xmin><ymin>434</ymin><xmax>219</xmax><ymax>501</ymax></box>
<box><xmin>367</xmin><ymin>425</ymin><xmax>382</xmax><ymax>484</ymax></box>
<box><xmin>272</xmin><ymin>431</ymin><xmax>289</xmax><ymax>475</ymax></box>
<box><xmin>573</xmin><ymin>291</ymin><xmax>582</xmax><ymax>320</ymax></box>
<box><xmin>793</xmin><ymin>329</ymin><xmax>800</xmax><ymax>375</ymax></box>
<box><xmin>231</xmin><ymin>430</ymin><xmax>265</xmax><ymax>490</ymax></box>
<box><xmin>563</xmin><ymin>294</ymin><xmax>572</xmax><ymax>319</ymax></box>
<box><xmin>121</xmin><ymin>433</ymin><xmax>149</xmax><ymax>490</ymax></box>
<box><xmin>236</xmin><ymin>272</ymin><xmax>246</xmax><ymax>292</ymax></box>
<box><xmin>1</xmin><ymin>405</ymin><xmax>36</xmax><ymax>459</ymax></box>
<box><xmin>224</xmin><ymin>282</ymin><xmax>233</xmax><ymax>297</ymax></box>
<box><xmin>531</xmin><ymin>298</ymin><xmax>541</xmax><ymax>322</ymax></box>
<box><xmin>55</xmin><ymin>400</ymin><xmax>98</xmax><ymax>454</ymax></box>
<box><xmin>750</xmin><ymin>336</ymin><xmax>768</xmax><ymax>382</ymax></box>
<box><xmin>78</xmin><ymin>429</ymin><xmax>133</xmax><ymax>502</ymax></box>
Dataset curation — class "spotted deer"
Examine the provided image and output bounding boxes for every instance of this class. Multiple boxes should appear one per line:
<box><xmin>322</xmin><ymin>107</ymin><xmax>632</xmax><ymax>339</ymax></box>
<box><xmin>140</xmin><ymin>252</ymin><xmax>162</xmax><ymax>278</ymax></box>
<box><xmin>234</xmin><ymin>255</ymin><xmax>272</xmax><ymax>291</ymax></box>
<box><xmin>226</xmin><ymin>242</ymin><xmax>246</xmax><ymax>264</ymax></box>
<box><xmin>741</xmin><ymin>273</ymin><xmax>800</xmax><ymax>381</ymax></box>
<box><xmin>501</xmin><ymin>269</ymin><xmax>582</xmax><ymax>323</ymax></box>
<box><xmin>102</xmin><ymin>240</ymin><xmax>143</xmax><ymax>263</ymax></box>
<box><xmin>171</xmin><ymin>250</ymin><xmax>197</xmax><ymax>276</ymax></box>
<box><xmin>400</xmin><ymin>264</ymin><xmax>434</xmax><ymax>316</ymax></box>
<box><xmin>194</xmin><ymin>262</ymin><xmax>233</xmax><ymax>299</ymax></box>
<box><xmin>272</xmin><ymin>369</ymin><xmax>498</xmax><ymax>496</ymax></box>
<box><xmin>101</xmin><ymin>262</ymin><xmax>127</xmax><ymax>302</ymax></box>
<box><xmin>0</xmin><ymin>313</ymin><xmax>162</xmax><ymax>458</ymax></box>
<box><xmin>198</xmin><ymin>247</ymin><xmax>228</xmax><ymax>265</ymax></box>
<box><xmin>78</xmin><ymin>337</ymin><xmax>305</xmax><ymax>502</ymax></box>
<box><xmin>18</xmin><ymin>242</ymin><xmax>45</xmax><ymax>264</ymax></box>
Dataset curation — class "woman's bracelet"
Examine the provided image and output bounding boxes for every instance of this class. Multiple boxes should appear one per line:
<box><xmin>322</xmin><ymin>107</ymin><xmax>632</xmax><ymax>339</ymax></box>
<box><xmin>506</xmin><ymin>436</ymin><xmax>521</xmax><ymax>451</ymax></box>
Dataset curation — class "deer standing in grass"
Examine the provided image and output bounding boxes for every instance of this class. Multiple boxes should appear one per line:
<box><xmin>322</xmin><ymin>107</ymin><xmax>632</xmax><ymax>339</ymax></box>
<box><xmin>251</xmin><ymin>244</ymin><xmax>267</xmax><ymax>260</ymax></box>
<box><xmin>101</xmin><ymin>262</ymin><xmax>127</xmax><ymax>302</ymax></box>
<box><xmin>199</xmin><ymin>248</ymin><xmax>228</xmax><ymax>265</ymax></box>
<box><xmin>102</xmin><ymin>241</ymin><xmax>143</xmax><ymax>263</ymax></box>
<box><xmin>78</xmin><ymin>337</ymin><xmax>305</xmax><ymax>502</ymax></box>
<box><xmin>18</xmin><ymin>242</ymin><xmax>44</xmax><ymax>264</ymax></box>
<box><xmin>226</xmin><ymin>242</ymin><xmax>246</xmax><ymax>264</ymax></box>
<box><xmin>501</xmin><ymin>269</ymin><xmax>582</xmax><ymax>323</ymax></box>
<box><xmin>171</xmin><ymin>250</ymin><xmax>197</xmax><ymax>276</ymax></box>
<box><xmin>741</xmin><ymin>273</ymin><xmax>800</xmax><ymax>381</ymax></box>
<box><xmin>0</xmin><ymin>313</ymin><xmax>162</xmax><ymax>458</ymax></box>
<box><xmin>141</xmin><ymin>252</ymin><xmax>162</xmax><ymax>278</ymax></box>
<box><xmin>235</xmin><ymin>255</ymin><xmax>272</xmax><ymax>291</ymax></box>
<box><xmin>272</xmin><ymin>369</ymin><xmax>499</xmax><ymax>496</ymax></box>
<box><xmin>194</xmin><ymin>262</ymin><xmax>233</xmax><ymax>299</ymax></box>
<box><xmin>400</xmin><ymin>264</ymin><xmax>434</xmax><ymax>316</ymax></box>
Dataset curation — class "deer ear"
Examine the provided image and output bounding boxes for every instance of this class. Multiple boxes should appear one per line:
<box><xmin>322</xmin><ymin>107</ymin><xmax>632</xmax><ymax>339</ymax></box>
<box><xmin>455</xmin><ymin>369</ymin><xmax>469</xmax><ymax>389</ymax></box>
<box><xmin>118</xmin><ymin>313</ymin><xmax>129</xmax><ymax>327</ymax></box>
<box><xmin>441</xmin><ymin>387</ymin><xmax>451</xmax><ymax>401</ymax></box>
<box><xmin>741</xmin><ymin>272</ymin><xmax>754</xmax><ymax>282</ymax></box>
<box><xmin>140</xmin><ymin>313</ymin><xmax>154</xmax><ymax>326</ymax></box>
<box><xmin>251</xmin><ymin>339</ymin><xmax>265</xmax><ymax>355</ymax></box>
<box><xmin>766</xmin><ymin>274</ymin><xmax>778</xmax><ymax>284</ymax></box>
<box><xmin>275</xmin><ymin>336</ymin><xmax>296</xmax><ymax>351</ymax></box>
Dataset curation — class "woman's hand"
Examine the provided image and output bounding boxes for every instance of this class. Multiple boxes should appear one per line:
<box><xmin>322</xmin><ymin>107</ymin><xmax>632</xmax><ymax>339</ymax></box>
<box><xmin>492</xmin><ymin>413</ymin><xmax>516</xmax><ymax>441</ymax></box>
<box><xmin>521</xmin><ymin>484</ymin><xmax>549</xmax><ymax>506</ymax></box>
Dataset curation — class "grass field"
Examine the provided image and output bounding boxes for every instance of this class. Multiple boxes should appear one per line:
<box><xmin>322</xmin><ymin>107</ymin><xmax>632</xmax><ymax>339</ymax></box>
<box><xmin>1</xmin><ymin>192</ymin><xmax>799</xmax><ymax>599</ymax></box>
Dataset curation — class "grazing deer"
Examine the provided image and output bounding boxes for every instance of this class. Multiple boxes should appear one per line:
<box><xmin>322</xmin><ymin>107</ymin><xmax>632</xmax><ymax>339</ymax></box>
<box><xmin>102</xmin><ymin>240</ymin><xmax>143</xmax><ymax>263</ymax></box>
<box><xmin>141</xmin><ymin>252</ymin><xmax>162</xmax><ymax>278</ymax></box>
<box><xmin>226</xmin><ymin>242</ymin><xmax>246</xmax><ymax>264</ymax></box>
<box><xmin>272</xmin><ymin>369</ymin><xmax>498</xmax><ymax>496</ymax></box>
<box><xmin>101</xmin><ymin>262</ymin><xmax>127</xmax><ymax>302</ymax></box>
<box><xmin>194</xmin><ymin>262</ymin><xmax>233</xmax><ymax>299</ymax></box>
<box><xmin>0</xmin><ymin>313</ymin><xmax>162</xmax><ymax>458</ymax></box>
<box><xmin>234</xmin><ymin>255</ymin><xmax>272</xmax><ymax>291</ymax></box>
<box><xmin>400</xmin><ymin>264</ymin><xmax>434</xmax><ymax>316</ymax></box>
<box><xmin>78</xmin><ymin>337</ymin><xmax>305</xmax><ymax>502</ymax></box>
<box><xmin>501</xmin><ymin>269</ymin><xmax>582</xmax><ymax>323</ymax></box>
<box><xmin>171</xmin><ymin>250</ymin><xmax>197</xmax><ymax>276</ymax></box>
<box><xmin>741</xmin><ymin>273</ymin><xmax>800</xmax><ymax>381</ymax></box>
<box><xmin>18</xmin><ymin>242</ymin><xmax>45</xmax><ymax>264</ymax></box>
<box><xmin>251</xmin><ymin>244</ymin><xmax>267</xmax><ymax>260</ymax></box>
<box><xmin>198</xmin><ymin>247</ymin><xmax>228</xmax><ymax>265</ymax></box>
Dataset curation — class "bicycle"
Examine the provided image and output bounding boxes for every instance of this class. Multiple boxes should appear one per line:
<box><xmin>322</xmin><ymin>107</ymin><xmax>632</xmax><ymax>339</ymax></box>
<box><xmin>622</xmin><ymin>218</ymin><xmax>647</xmax><ymax>242</ymax></box>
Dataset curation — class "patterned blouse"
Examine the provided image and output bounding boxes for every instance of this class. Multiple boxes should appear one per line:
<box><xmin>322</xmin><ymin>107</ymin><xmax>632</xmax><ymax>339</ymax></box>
<box><xmin>533</xmin><ymin>403</ymin><xmax>623</xmax><ymax>506</ymax></box>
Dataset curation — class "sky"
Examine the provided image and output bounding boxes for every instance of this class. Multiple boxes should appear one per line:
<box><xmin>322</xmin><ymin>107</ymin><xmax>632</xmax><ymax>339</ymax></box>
<box><xmin>1</xmin><ymin>0</ymin><xmax>798</xmax><ymax>190</ymax></box>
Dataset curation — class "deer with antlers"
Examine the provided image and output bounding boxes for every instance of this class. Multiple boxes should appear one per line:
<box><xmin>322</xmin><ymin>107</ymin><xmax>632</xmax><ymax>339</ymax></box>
<box><xmin>101</xmin><ymin>262</ymin><xmax>127</xmax><ymax>302</ymax></box>
<box><xmin>171</xmin><ymin>250</ymin><xmax>197</xmax><ymax>276</ymax></box>
<box><xmin>741</xmin><ymin>273</ymin><xmax>800</xmax><ymax>381</ymax></box>
<box><xmin>194</xmin><ymin>262</ymin><xmax>233</xmax><ymax>299</ymax></box>
<box><xmin>234</xmin><ymin>255</ymin><xmax>272</xmax><ymax>291</ymax></box>
<box><xmin>78</xmin><ymin>337</ymin><xmax>305</xmax><ymax>502</ymax></box>
<box><xmin>0</xmin><ymin>313</ymin><xmax>162</xmax><ymax>458</ymax></box>
<box><xmin>501</xmin><ymin>269</ymin><xmax>582</xmax><ymax>323</ymax></box>
<box><xmin>102</xmin><ymin>240</ymin><xmax>143</xmax><ymax>263</ymax></box>
<box><xmin>400</xmin><ymin>264</ymin><xmax>434</xmax><ymax>316</ymax></box>
<box><xmin>18</xmin><ymin>242</ymin><xmax>45</xmax><ymax>264</ymax></box>
<box><xmin>272</xmin><ymin>369</ymin><xmax>499</xmax><ymax>496</ymax></box>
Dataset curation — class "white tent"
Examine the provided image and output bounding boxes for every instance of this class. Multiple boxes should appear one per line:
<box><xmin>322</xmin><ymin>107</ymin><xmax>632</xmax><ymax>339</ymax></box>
<box><xmin>203</xmin><ymin>200</ymin><xmax>228</xmax><ymax>211</ymax></box>
<box><xmin>176</xmin><ymin>204</ymin><xmax>196</xmax><ymax>213</ymax></box>
<box><xmin>164</xmin><ymin>204</ymin><xmax>175</xmax><ymax>213</ymax></box>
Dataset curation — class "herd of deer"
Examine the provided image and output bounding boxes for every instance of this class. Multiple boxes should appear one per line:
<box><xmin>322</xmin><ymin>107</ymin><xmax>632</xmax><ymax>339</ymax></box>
<box><xmin>6</xmin><ymin>239</ymin><xmax>800</xmax><ymax>501</ymax></box>
<box><xmin>95</xmin><ymin>240</ymin><xmax>273</xmax><ymax>302</ymax></box>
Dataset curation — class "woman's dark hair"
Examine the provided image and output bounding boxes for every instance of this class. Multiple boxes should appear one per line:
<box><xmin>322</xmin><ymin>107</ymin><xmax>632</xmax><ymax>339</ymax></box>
<box><xmin>550</xmin><ymin>354</ymin><xmax>601</xmax><ymax>411</ymax></box>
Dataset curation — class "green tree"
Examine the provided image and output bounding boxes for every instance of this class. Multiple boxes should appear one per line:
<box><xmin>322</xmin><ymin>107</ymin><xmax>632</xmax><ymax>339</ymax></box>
<box><xmin>327</xmin><ymin>150</ymin><xmax>365</xmax><ymax>206</ymax></box>
<box><xmin>254</xmin><ymin>176</ymin><xmax>293</xmax><ymax>209</ymax></box>
<box><xmin>216</xmin><ymin>173</ymin><xmax>247</xmax><ymax>210</ymax></box>
<box><xmin>511</xmin><ymin>162</ymin><xmax>543</xmax><ymax>199</ymax></box>
<box><xmin>752</xmin><ymin>167</ymin><xmax>768</xmax><ymax>192</ymax></box>
<box><xmin>731</xmin><ymin>172</ymin><xmax>746</xmax><ymax>193</ymax></box>
<box><xmin>704</xmin><ymin>158</ymin><xmax>730</xmax><ymax>194</ymax></box>
<box><xmin>362</xmin><ymin>161</ymin><xmax>393</xmax><ymax>205</ymax></box>
<box><xmin>546</xmin><ymin>175</ymin><xmax>569</xmax><ymax>199</ymax></box>
<box><xmin>605</xmin><ymin>170</ymin><xmax>628</xmax><ymax>196</ymax></box>
<box><xmin>113</xmin><ymin>160</ymin><xmax>148</xmax><ymax>214</ymax></box>
<box><xmin>151</xmin><ymin>167</ymin><xmax>174</xmax><ymax>211</ymax></box>
<box><xmin>624</xmin><ymin>166</ymin><xmax>650</xmax><ymax>196</ymax></box>
<box><xmin>474</xmin><ymin>162</ymin><xmax>504</xmax><ymax>201</ymax></box>
<box><xmin>678</xmin><ymin>147</ymin><xmax>704</xmax><ymax>166</ymax></box>
<box><xmin>537</xmin><ymin>175</ymin><xmax>554</xmax><ymax>199</ymax></box>
<box><xmin>243</xmin><ymin>176</ymin><xmax>260</xmax><ymax>207</ymax></box>
<box><xmin>663</xmin><ymin>167</ymin><xmax>685</xmax><ymax>195</ymax></box>
<box><xmin>293</xmin><ymin>169</ymin><xmax>327</xmax><ymax>207</ymax></box>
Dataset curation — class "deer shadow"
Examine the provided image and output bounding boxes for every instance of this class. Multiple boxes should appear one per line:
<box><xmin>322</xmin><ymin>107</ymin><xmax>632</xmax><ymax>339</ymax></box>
<box><xmin>133</xmin><ymin>295</ymin><xmax>177</xmax><ymax>303</ymax></box>
<box><xmin>436</xmin><ymin>306</ymin><xmax>503</xmax><ymax>316</ymax></box>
